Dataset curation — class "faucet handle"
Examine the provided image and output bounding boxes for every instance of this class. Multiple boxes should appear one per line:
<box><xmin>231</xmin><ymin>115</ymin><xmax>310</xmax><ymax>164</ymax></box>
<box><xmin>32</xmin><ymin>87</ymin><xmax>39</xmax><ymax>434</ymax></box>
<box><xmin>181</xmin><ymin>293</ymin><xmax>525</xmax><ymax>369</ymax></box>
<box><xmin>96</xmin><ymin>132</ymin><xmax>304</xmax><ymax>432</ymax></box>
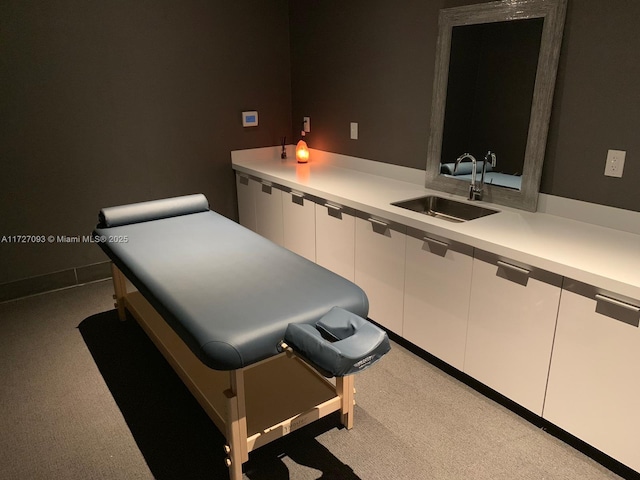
<box><xmin>484</xmin><ymin>151</ymin><xmax>497</xmax><ymax>167</ymax></box>
<box><xmin>468</xmin><ymin>184</ymin><xmax>475</xmax><ymax>200</ymax></box>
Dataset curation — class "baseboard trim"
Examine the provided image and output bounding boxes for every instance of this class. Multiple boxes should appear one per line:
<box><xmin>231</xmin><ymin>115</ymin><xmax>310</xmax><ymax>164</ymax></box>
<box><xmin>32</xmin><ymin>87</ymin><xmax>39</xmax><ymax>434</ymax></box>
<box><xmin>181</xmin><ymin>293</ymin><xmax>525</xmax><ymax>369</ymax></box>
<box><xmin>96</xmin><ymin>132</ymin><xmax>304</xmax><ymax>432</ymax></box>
<box><xmin>0</xmin><ymin>261</ymin><xmax>112</xmax><ymax>303</ymax></box>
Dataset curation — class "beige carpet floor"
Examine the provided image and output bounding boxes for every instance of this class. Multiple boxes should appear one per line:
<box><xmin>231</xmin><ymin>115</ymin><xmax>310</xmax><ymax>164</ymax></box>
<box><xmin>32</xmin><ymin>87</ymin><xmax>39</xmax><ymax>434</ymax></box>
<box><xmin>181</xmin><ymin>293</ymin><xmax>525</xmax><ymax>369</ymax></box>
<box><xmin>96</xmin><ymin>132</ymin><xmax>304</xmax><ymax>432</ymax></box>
<box><xmin>0</xmin><ymin>280</ymin><xmax>626</xmax><ymax>479</ymax></box>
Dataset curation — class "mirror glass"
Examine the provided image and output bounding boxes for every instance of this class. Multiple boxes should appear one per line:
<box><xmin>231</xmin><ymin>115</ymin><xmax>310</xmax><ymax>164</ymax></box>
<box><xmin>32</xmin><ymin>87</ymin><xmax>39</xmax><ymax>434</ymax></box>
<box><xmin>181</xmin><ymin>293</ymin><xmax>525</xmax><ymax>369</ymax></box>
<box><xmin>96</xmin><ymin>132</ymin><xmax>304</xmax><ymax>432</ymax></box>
<box><xmin>425</xmin><ymin>0</ymin><xmax>567</xmax><ymax>211</ymax></box>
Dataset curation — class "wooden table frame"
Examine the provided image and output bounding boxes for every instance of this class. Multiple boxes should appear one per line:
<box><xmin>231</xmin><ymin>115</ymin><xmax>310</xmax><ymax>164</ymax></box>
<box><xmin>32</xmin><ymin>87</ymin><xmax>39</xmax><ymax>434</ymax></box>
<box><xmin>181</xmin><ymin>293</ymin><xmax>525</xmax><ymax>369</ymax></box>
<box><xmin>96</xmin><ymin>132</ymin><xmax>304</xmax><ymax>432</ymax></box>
<box><xmin>111</xmin><ymin>264</ymin><xmax>356</xmax><ymax>480</ymax></box>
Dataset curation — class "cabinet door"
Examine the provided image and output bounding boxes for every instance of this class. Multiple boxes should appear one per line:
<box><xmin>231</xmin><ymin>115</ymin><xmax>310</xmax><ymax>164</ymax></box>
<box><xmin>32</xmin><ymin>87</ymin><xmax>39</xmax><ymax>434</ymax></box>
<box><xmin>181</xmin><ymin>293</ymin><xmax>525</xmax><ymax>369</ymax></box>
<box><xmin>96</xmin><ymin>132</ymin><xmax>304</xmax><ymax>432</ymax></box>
<box><xmin>544</xmin><ymin>281</ymin><xmax>640</xmax><ymax>473</ymax></box>
<box><xmin>354</xmin><ymin>216</ymin><xmax>406</xmax><ymax>335</ymax></box>
<box><xmin>282</xmin><ymin>191</ymin><xmax>316</xmax><ymax>262</ymax></box>
<box><xmin>464</xmin><ymin>250</ymin><xmax>561</xmax><ymax>415</ymax></box>
<box><xmin>255</xmin><ymin>181</ymin><xmax>284</xmax><ymax>246</ymax></box>
<box><xmin>236</xmin><ymin>173</ymin><xmax>256</xmax><ymax>231</ymax></box>
<box><xmin>403</xmin><ymin>230</ymin><xmax>473</xmax><ymax>370</ymax></box>
<box><xmin>315</xmin><ymin>203</ymin><xmax>355</xmax><ymax>281</ymax></box>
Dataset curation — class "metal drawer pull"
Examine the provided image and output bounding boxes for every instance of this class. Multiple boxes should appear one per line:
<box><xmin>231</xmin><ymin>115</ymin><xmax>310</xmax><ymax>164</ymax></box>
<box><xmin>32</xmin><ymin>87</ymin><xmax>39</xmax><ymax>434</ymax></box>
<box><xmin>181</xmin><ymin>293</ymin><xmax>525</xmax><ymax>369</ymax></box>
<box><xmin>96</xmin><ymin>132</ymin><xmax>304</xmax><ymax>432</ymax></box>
<box><xmin>261</xmin><ymin>182</ymin><xmax>272</xmax><ymax>194</ymax></box>
<box><xmin>326</xmin><ymin>203</ymin><xmax>343</xmax><ymax>219</ymax></box>
<box><xmin>595</xmin><ymin>294</ymin><xmax>640</xmax><ymax>313</ymax></box>
<box><xmin>423</xmin><ymin>236</ymin><xmax>448</xmax><ymax>248</ymax></box>
<box><xmin>497</xmin><ymin>260</ymin><xmax>530</xmax><ymax>275</ymax></box>
<box><xmin>291</xmin><ymin>191</ymin><xmax>304</xmax><ymax>205</ymax></box>
<box><xmin>239</xmin><ymin>175</ymin><xmax>249</xmax><ymax>185</ymax></box>
<box><xmin>422</xmin><ymin>236</ymin><xmax>448</xmax><ymax>257</ymax></box>
<box><xmin>496</xmin><ymin>260</ymin><xmax>530</xmax><ymax>286</ymax></box>
<box><xmin>595</xmin><ymin>294</ymin><xmax>640</xmax><ymax>327</ymax></box>
<box><xmin>368</xmin><ymin>218</ymin><xmax>388</xmax><ymax>227</ymax></box>
<box><xmin>369</xmin><ymin>217</ymin><xmax>389</xmax><ymax>235</ymax></box>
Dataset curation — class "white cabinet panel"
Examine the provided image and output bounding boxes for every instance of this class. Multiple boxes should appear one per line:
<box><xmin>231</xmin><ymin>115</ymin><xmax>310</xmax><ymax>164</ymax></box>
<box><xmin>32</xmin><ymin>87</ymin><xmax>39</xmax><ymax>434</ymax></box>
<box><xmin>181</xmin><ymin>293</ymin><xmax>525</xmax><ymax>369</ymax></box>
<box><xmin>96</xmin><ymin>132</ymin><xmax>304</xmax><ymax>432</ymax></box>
<box><xmin>236</xmin><ymin>174</ymin><xmax>256</xmax><ymax>231</ymax></box>
<box><xmin>315</xmin><ymin>203</ymin><xmax>355</xmax><ymax>282</ymax></box>
<box><xmin>464</xmin><ymin>251</ymin><xmax>561</xmax><ymax>415</ymax></box>
<box><xmin>544</xmin><ymin>281</ymin><xmax>640</xmax><ymax>472</ymax></box>
<box><xmin>282</xmin><ymin>191</ymin><xmax>316</xmax><ymax>262</ymax></box>
<box><xmin>403</xmin><ymin>230</ymin><xmax>473</xmax><ymax>370</ymax></box>
<box><xmin>255</xmin><ymin>181</ymin><xmax>284</xmax><ymax>246</ymax></box>
<box><xmin>355</xmin><ymin>216</ymin><xmax>406</xmax><ymax>335</ymax></box>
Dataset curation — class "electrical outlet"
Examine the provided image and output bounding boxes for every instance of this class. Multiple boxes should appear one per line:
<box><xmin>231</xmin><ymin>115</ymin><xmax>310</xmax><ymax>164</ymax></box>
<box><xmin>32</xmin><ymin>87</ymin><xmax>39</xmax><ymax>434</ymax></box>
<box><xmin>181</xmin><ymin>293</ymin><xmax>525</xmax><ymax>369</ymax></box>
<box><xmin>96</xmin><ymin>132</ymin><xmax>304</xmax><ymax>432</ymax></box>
<box><xmin>604</xmin><ymin>149</ymin><xmax>626</xmax><ymax>178</ymax></box>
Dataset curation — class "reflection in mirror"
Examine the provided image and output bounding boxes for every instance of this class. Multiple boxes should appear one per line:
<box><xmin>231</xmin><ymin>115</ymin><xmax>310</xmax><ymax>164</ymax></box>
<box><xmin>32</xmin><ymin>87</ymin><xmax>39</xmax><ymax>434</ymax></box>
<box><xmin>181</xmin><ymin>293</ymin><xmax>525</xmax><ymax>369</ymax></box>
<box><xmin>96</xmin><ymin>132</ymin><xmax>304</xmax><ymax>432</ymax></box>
<box><xmin>425</xmin><ymin>0</ymin><xmax>567</xmax><ymax>211</ymax></box>
<box><xmin>441</xmin><ymin>18</ymin><xmax>544</xmax><ymax>191</ymax></box>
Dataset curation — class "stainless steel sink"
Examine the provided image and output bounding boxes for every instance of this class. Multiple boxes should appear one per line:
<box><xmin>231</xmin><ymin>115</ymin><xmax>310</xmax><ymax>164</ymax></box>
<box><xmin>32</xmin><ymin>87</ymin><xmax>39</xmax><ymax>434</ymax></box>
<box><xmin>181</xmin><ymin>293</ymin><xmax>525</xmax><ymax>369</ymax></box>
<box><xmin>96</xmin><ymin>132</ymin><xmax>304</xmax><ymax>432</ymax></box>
<box><xmin>391</xmin><ymin>195</ymin><xmax>498</xmax><ymax>222</ymax></box>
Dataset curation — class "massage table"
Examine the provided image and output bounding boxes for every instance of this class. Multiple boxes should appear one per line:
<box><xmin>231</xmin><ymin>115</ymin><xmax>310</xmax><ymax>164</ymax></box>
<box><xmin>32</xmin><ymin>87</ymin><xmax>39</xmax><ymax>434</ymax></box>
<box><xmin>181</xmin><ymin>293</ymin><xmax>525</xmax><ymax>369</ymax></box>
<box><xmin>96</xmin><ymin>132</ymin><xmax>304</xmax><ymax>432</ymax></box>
<box><xmin>93</xmin><ymin>194</ymin><xmax>390</xmax><ymax>479</ymax></box>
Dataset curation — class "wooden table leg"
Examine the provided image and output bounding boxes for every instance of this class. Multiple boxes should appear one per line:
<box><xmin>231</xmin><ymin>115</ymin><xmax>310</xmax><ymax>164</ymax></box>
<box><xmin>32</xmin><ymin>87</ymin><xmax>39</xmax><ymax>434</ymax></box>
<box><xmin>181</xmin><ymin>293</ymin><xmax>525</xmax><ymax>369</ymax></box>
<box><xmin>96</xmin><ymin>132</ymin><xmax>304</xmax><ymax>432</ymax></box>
<box><xmin>224</xmin><ymin>369</ymin><xmax>249</xmax><ymax>480</ymax></box>
<box><xmin>224</xmin><ymin>390</ymin><xmax>244</xmax><ymax>480</ymax></box>
<box><xmin>336</xmin><ymin>375</ymin><xmax>355</xmax><ymax>429</ymax></box>
<box><xmin>111</xmin><ymin>263</ymin><xmax>127</xmax><ymax>321</ymax></box>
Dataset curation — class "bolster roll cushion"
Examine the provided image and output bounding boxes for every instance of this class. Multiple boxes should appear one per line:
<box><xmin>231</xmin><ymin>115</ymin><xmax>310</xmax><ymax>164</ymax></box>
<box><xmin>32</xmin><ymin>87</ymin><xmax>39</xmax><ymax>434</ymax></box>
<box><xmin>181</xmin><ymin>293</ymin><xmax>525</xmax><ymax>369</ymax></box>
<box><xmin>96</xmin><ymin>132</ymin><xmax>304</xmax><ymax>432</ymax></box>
<box><xmin>98</xmin><ymin>193</ymin><xmax>209</xmax><ymax>228</ymax></box>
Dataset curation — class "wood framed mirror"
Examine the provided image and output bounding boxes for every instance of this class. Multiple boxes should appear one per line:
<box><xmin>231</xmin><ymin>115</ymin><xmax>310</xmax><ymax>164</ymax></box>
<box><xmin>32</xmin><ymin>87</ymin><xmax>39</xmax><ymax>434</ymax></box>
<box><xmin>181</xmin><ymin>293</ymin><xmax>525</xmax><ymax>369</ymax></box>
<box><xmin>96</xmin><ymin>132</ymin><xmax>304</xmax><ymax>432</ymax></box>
<box><xmin>425</xmin><ymin>0</ymin><xmax>567</xmax><ymax>211</ymax></box>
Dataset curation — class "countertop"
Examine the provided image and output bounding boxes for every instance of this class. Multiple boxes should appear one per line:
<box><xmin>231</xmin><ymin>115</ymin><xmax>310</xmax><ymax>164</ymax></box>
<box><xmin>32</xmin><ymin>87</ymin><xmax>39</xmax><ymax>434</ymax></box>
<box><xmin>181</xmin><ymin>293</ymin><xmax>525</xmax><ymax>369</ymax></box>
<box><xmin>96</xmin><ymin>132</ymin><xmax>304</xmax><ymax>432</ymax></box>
<box><xmin>231</xmin><ymin>148</ymin><xmax>640</xmax><ymax>301</ymax></box>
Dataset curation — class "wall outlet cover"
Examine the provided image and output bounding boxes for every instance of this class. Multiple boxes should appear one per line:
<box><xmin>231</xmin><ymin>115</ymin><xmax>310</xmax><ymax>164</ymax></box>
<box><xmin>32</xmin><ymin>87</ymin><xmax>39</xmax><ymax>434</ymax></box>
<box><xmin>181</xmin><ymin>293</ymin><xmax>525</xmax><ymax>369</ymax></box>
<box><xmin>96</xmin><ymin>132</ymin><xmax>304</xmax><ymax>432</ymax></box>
<box><xmin>604</xmin><ymin>149</ymin><xmax>625</xmax><ymax>178</ymax></box>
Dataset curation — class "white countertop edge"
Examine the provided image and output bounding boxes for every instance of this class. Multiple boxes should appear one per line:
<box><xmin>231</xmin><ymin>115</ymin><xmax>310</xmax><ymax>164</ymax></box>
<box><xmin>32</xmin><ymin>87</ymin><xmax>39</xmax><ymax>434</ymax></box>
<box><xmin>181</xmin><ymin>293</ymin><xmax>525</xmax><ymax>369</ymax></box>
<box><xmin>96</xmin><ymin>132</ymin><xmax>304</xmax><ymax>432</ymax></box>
<box><xmin>231</xmin><ymin>147</ymin><xmax>640</xmax><ymax>300</ymax></box>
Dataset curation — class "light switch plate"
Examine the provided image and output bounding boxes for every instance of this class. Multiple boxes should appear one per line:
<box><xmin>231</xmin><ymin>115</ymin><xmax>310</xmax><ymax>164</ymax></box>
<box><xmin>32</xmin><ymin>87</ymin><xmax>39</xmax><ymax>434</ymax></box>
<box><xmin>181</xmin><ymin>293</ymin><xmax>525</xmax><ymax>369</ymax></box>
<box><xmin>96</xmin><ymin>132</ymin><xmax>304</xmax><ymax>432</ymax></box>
<box><xmin>350</xmin><ymin>122</ymin><xmax>358</xmax><ymax>140</ymax></box>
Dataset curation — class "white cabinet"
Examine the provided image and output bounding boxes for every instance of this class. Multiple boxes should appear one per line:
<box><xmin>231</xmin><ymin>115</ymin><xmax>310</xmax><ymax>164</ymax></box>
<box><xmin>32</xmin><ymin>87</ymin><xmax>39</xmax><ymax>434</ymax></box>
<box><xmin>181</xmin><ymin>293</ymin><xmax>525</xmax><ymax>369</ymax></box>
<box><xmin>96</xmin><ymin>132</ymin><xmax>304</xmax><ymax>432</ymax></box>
<box><xmin>544</xmin><ymin>280</ymin><xmax>640</xmax><ymax>472</ymax></box>
<box><xmin>315</xmin><ymin>202</ymin><xmax>355</xmax><ymax>282</ymax></box>
<box><xmin>354</xmin><ymin>215</ymin><xmax>406</xmax><ymax>335</ymax></box>
<box><xmin>464</xmin><ymin>250</ymin><xmax>562</xmax><ymax>415</ymax></box>
<box><xmin>236</xmin><ymin>173</ymin><xmax>257</xmax><ymax>232</ymax></box>
<box><xmin>254</xmin><ymin>181</ymin><xmax>284</xmax><ymax>246</ymax></box>
<box><xmin>282</xmin><ymin>190</ymin><xmax>316</xmax><ymax>262</ymax></box>
<box><xmin>233</xmin><ymin>164</ymin><xmax>640</xmax><ymax>474</ymax></box>
<box><xmin>403</xmin><ymin>228</ymin><xmax>473</xmax><ymax>370</ymax></box>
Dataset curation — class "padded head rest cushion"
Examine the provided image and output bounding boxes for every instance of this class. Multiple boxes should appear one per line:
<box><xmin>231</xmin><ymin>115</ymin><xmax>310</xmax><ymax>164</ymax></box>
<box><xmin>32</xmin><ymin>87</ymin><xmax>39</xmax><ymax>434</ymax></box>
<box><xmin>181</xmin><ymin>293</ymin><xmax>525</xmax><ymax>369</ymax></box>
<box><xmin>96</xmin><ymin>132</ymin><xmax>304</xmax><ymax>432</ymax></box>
<box><xmin>98</xmin><ymin>193</ymin><xmax>209</xmax><ymax>228</ymax></box>
<box><xmin>284</xmin><ymin>307</ymin><xmax>390</xmax><ymax>377</ymax></box>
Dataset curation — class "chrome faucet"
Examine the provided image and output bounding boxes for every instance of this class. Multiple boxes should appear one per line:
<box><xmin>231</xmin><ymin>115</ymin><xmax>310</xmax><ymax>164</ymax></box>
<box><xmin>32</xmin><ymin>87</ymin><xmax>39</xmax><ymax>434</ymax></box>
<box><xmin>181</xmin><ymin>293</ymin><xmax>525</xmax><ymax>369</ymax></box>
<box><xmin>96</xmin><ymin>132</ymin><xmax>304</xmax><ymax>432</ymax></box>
<box><xmin>454</xmin><ymin>153</ymin><xmax>479</xmax><ymax>200</ymax></box>
<box><xmin>454</xmin><ymin>151</ymin><xmax>497</xmax><ymax>201</ymax></box>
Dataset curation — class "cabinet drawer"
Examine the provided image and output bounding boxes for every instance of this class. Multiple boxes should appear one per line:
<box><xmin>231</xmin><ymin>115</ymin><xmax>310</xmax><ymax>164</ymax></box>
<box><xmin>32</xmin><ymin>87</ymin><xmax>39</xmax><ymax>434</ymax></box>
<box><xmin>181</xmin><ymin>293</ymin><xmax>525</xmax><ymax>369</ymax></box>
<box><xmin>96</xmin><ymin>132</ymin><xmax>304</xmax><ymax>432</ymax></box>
<box><xmin>282</xmin><ymin>191</ymin><xmax>316</xmax><ymax>262</ymax></box>
<box><xmin>544</xmin><ymin>280</ymin><xmax>640</xmax><ymax>472</ymax></box>
<box><xmin>403</xmin><ymin>228</ymin><xmax>473</xmax><ymax>370</ymax></box>
<box><xmin>355</xmin><ymin>215</ymin><xmax>406</xmax><ymax>335</ymax></box>
<box><xmin>255</xmin><ymin>181</ymin><xmax>284</xmax><ymax>246</ymax></box>
<box><xmin>464</xmin><ymin>250</ymin><xmax>562</xmax><ymax>415</ymax></box>
<box><xmin>315</xmin><ymin>202</ymin><xmax>355</xmax><ymax>282</ymax></box>
<box><xmin>236</xmin><ymin>173</ymin><xmax>257</xmax><ymax>232</ymax></box>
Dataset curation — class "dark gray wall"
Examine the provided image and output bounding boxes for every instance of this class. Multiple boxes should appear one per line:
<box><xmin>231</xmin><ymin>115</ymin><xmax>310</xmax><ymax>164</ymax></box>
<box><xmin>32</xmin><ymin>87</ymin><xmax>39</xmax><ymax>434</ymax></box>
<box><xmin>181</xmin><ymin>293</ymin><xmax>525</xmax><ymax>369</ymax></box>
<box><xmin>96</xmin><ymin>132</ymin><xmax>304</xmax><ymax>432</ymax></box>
<box><xmin>3</xmin><ymin>0</ymin><xmax>638</xmax><ymax>287</ymax></box>
<box><xmin>542</xmin><ymin>0</ymin><xmax>639</xmax><ymax>210</ymax></box>
<box><xmin>0</xmin><ymin>1</ymin><xmax>292</xmax><ymax>284</ymax></box>
<box><xmin>290</xmin><ymin>0</ymin><xmax>437</xmax><ymax>166</ymax></box>
<box><xmin>290</xmin><ymin>0</ymin><xmax>640</xmax><ymax>212</ymax></box>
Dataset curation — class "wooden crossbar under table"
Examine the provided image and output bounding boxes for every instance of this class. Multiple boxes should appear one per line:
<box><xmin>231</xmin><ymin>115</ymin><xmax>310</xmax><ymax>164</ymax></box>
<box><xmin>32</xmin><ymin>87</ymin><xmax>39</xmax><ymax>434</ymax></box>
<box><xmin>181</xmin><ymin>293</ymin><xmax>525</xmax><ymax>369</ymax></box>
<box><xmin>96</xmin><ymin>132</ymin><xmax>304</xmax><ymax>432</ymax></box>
<box><xmin>110</xmin><ymin>264</ymin><xmax>356</xmax><ymax>480</ymax></box>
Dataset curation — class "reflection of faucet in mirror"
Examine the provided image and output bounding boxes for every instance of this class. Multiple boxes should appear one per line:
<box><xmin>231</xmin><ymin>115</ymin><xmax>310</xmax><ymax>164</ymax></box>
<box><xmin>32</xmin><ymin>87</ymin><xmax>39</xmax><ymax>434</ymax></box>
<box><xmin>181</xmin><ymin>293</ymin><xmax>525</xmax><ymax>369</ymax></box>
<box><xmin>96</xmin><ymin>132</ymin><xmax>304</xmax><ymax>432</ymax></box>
<box><xmin>484</xmin><ymin>150</ymin><xmax>497</xmax><ymax>186</ymax></box>
<box><xmin>453</xmin><ymin>151</ymin><xmax>497</xmax><ymax>201</ymax></box>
